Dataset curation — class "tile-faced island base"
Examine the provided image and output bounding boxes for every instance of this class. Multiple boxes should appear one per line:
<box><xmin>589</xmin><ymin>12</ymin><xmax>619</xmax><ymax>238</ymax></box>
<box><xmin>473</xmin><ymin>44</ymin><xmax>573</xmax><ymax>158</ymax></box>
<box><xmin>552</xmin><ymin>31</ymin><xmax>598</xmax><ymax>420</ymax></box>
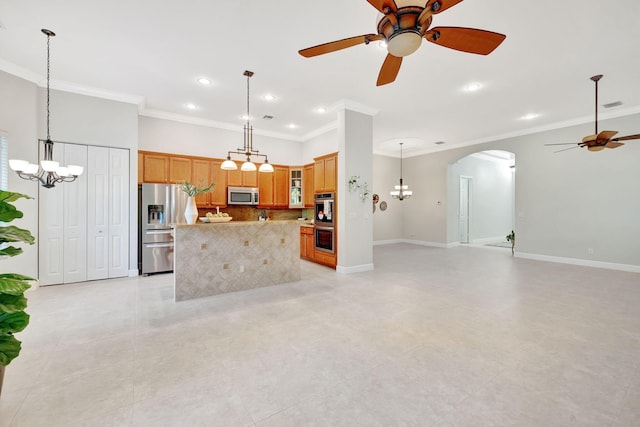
<box><xmin>173</xmin><ymin>221</ymin><xmax>301</xmax><ymax>301</ymax></box>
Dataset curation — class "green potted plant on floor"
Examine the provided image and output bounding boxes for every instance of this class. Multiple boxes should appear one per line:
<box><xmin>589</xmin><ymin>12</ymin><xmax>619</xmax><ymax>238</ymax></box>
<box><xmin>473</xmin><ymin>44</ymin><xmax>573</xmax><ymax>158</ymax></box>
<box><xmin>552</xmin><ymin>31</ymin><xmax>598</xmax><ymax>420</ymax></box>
<box><xmin>0</xmin><ymin>190</ymin><xmax>36</xmax><ymax>396</ymax></box>
<box><xmin>506</xmin><ymin>230</ymin><xmax>515</xmax><ymax>255</ymax></box>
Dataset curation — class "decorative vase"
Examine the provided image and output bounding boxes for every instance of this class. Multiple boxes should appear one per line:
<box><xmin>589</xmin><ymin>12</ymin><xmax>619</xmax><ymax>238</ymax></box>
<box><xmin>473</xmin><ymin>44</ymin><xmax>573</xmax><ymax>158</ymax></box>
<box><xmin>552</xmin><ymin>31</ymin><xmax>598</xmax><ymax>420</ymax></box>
<box><xmin>185</xmin><ymin>196</ymin><xmax>198</xmax><ymax>224</ymax></box>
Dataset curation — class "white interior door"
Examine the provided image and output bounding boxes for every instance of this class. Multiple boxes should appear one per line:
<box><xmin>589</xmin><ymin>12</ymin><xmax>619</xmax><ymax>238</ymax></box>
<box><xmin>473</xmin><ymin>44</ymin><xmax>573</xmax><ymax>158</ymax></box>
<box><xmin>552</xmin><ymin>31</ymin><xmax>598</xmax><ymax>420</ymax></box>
<box><xmin>108</xmin><ymin>148</ymin><xmax>129</xmax><ymax>278</ymax></box>
<box><xmin>62</xmin><ymin>144</ymin><xmax>88</xmax><ymax>283</ymax></box>
<box><xmin>87</xmin><ymin>146</ymin><xmax>109</xmax><ymax>280</ymax></box>
<box><xmin>459</xmin><ymin>176</ymin><xmax>471</xmax><ymax>243</ymax></box>
<box><xmin>38</xmin><ymin>144</ymin><xmax>64</xmax><ymax>286</ymax></box>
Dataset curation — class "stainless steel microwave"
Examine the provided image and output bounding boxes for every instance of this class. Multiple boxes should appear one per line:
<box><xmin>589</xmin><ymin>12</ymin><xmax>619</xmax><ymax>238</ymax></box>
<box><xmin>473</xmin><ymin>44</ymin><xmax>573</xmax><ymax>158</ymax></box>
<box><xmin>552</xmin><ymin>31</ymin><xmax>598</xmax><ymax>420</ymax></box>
<box><xmin>228</xmin><ymin>186</ymin><xmax>259</xmax><ymax>205</ymax></box>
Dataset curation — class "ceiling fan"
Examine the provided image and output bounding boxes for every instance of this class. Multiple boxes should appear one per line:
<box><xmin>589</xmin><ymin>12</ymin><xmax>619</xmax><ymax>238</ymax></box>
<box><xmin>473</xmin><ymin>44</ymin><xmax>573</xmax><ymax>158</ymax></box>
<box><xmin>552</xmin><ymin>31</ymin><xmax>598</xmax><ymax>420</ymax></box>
<box><xmin>298</xmin><ymin>0</ymin><xmax>506</xmax><ymax>86</ymax></box>
<box><xmin>546</xmin><ymin>74</ymin><xmax>640</xmax><ymax>153</ymax></box>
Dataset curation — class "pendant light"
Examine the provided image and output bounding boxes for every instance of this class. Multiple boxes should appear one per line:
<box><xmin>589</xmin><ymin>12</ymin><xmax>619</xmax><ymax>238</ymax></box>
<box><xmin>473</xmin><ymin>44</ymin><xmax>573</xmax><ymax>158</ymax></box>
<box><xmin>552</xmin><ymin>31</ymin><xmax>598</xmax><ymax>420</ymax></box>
<box><xmin>220</xmin><ymin>70</ymin><xmax>274</xmax><ymax>173</ymax></box>
<box><xmin>9</xmin><ymin>29</ymin><xmax>84</xmax><ymax>188</ymax></box>
<box><xmin>390</xmin><ymin>142</ymin><xmax>412</xmax><ymax>200</ymax></box>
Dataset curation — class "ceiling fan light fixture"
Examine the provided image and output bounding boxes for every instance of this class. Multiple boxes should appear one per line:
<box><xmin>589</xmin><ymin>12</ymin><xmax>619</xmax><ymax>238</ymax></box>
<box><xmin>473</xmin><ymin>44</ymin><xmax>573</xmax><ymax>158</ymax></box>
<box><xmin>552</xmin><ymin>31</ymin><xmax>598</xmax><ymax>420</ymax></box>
<box><xmin>386</xmin><ymin>31</ymin><xmax>422</xmax><ymax>57</ymax></box>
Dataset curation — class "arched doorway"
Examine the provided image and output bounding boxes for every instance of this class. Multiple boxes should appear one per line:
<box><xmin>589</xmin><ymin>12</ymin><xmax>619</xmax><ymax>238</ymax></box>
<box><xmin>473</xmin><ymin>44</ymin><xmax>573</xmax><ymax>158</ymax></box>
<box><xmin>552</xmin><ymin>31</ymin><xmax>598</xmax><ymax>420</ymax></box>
<box><xmin>447</xmin><ymin>150</ymin><xmax>515</xmax><ymax>245</ymax></box>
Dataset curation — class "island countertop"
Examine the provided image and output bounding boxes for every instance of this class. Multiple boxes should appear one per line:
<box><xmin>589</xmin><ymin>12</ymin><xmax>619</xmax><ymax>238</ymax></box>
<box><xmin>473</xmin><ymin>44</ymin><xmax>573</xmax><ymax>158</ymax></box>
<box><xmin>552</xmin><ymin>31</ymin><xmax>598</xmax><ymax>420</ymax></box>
<box><xmin>173</xmin><ymin>220</ymin><xmax>301</xmax><ymax>301</ymax></box>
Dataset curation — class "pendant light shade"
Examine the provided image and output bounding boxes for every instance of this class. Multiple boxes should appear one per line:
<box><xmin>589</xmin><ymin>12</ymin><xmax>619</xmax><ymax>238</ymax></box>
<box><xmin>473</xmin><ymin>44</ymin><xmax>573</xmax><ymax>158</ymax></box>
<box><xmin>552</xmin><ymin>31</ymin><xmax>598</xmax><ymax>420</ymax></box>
<box><xmin>10</xmin><ymin>29</ymin><xmax>84</xmax><ymax>188</ymax></box>
<box><xmin>390</xmin><ymin>142</ymin><xmax>412</xmax><ymax>200</ymax></box>
<box><xmin>220</xmin><ymin>70</ymin><xmax>273</xmax><ymax>172</ymax></box>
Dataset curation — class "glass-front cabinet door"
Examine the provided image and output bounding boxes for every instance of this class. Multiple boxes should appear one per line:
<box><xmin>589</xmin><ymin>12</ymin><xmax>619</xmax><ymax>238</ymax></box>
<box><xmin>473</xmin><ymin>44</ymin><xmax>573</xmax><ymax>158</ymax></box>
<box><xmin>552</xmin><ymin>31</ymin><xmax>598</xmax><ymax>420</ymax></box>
<box><xmin>289</xmin><ymin>168</ymin><xmax>303</xmax><ymax>208</ymax></box>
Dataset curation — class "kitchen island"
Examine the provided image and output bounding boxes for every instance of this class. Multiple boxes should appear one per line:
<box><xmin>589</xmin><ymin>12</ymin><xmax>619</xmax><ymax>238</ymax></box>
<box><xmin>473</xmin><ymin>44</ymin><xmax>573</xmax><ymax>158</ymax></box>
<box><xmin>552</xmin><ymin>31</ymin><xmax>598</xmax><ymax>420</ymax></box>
<box><xmin>173</xmin><ymin>220</ymin><xmax>301</xmax><ymax>301</ymax></box>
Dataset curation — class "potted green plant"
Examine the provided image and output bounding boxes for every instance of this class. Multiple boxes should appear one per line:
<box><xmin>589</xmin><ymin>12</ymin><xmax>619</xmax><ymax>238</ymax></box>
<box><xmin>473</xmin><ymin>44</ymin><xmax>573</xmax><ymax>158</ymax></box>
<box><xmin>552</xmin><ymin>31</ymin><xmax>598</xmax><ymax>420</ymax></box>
<box><xmin>506</xmin><ymin>230</ymin><xmax>515</xmax><ymax>255</ymax></box>
<box><xmin>177</xmin><ymin>181</ymin><xmax>215</xmax><ymax>224</ymax></box>
<box><xmin>0</xmin><ymin>190</ymin><xmax>36</xmax><ymax>396</ymax></box>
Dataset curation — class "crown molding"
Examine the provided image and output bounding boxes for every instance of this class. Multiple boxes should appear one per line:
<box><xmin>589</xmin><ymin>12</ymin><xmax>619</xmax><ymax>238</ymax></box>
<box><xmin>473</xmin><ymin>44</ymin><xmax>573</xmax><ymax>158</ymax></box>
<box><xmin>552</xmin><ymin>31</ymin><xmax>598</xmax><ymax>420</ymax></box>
<box><xmin>330</xmin><ymin>99</ymin><xmax>379</xmax><ymax>116</ymax></box>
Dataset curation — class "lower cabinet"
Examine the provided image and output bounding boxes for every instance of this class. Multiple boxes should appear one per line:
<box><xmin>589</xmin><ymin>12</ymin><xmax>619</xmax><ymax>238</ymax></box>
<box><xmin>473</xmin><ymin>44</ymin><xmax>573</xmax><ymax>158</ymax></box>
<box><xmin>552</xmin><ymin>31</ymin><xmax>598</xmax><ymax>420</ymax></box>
<box><xmin>314</xmin><ymin>250</ymin><xmax>336</xmax><ymax>268</ymax></box>
<box><xmin>300</xmin><ymin>226</ymin><xmax>314</xmax><ymax>261</ymax></box>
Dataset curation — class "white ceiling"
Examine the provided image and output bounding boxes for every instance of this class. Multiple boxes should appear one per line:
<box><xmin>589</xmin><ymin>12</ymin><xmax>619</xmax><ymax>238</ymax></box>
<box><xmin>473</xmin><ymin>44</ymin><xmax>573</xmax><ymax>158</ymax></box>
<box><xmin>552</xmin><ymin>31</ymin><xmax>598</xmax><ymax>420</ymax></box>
<box><xmin>1</xmin><ymin>0</ymin><xmax>639</xmax><ymax>157</ymax></box>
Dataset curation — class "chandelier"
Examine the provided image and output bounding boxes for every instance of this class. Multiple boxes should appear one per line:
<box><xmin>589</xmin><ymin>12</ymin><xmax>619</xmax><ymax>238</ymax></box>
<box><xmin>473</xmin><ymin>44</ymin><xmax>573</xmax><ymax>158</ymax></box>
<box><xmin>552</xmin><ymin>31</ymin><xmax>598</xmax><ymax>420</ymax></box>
<box><xmin>9</xmin><ymin>29</ymin><xmax>84</xmax><ymax>188</ymax></box>
<box><xmin>390</xmin><ymin>142</ymin><xmax>412</xmax><ymax>200</ymax></box>
<box><xmin>220</xmin><ymin>70</ymin><xmax>274</xmax><ymax>173</ymax></box>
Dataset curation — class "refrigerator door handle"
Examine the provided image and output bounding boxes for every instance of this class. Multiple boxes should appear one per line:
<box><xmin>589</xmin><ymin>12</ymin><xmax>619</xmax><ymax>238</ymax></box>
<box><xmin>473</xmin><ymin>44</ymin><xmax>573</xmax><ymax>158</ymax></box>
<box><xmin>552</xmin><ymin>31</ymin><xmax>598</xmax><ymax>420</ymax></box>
<box><xmin>146</xmin><ymin>230</ymin><xmax>172</xmax><ymax>235</ymax></box>
<box><xmin>145</xmin><ymin>243</ymin><xmax>174</xmax><ymax>248</ymax></box>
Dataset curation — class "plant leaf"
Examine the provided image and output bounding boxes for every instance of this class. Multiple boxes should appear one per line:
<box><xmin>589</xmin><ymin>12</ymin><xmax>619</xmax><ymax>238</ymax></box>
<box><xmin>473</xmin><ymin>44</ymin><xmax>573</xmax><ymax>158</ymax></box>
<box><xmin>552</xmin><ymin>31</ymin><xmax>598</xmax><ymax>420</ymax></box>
<box><xmin>0</xmin><ymin>191</ymin><xmax>33</xmax><ymax>204</ymax></box>
<box><xmin>0</xmin><ymin>294</ymin><xmax>27</xmax><ymax>313</ymax></box>
<box><xmin>0</xmin><ymin>202</ymin><xmax>23</xmax><ymax>223</ymax></box>
<box><xmin>0</xmin><ymin>246</ymin><xmax>23</xmax><ymax>258</ymax></box>
<box><xmin>0</xmin><ymin>335</ymin><xmax>22</xmax><ymax>366</ymax></box>
<box><xmin>0</xmin><ymin>225</ymin><xmax>35</xmax><ymax>245</ymax></box>
<box><xmin>0</xmin><ymin>275</ymin><xmax>34</xmax><ymax>295</ymax></box>
<box><xmin>0</xmin><ymin>311</ymin><xmax>29</xmax><ymax>334</ymax></box>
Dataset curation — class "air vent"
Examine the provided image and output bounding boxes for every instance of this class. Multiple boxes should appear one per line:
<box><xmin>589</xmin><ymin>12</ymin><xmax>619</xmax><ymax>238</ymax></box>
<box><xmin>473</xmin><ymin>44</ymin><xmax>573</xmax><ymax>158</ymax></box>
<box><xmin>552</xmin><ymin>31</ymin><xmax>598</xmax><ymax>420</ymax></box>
<box><xmin>603</xmin><ymin>101</ymin><xmax>623</xmax><ymax>109</ymax></box>
<box><xmin>262</xmin><ymin>115</ymin><xmax>274</xmax><ymax>120</ymax></box>
<box><xmin>434</xmin><ymin>141</ymin><xmax>446</xmax><ymax>145</ymax></box>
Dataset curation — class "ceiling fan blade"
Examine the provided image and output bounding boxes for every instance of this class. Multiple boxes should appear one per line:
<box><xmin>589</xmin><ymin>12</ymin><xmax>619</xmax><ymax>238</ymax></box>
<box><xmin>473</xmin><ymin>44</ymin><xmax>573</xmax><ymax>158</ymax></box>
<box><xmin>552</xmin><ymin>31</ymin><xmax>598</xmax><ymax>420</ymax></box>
<box><xmin>366</xmin><ymin>0</ymin><xmax>398</xmax><ymax>13</ymax></box>
<box><xmin>588</xmin><ymin>145</ymin><xmax>606</xmax><ymax>152</ymax></box>
<box><xmin>612</xmin><ymin>133</ymin><xmax>640</xmax><ymax>141</ymax></box>
<box><xmin>377</xmin><ymin>54</ymin><xmax>402</xmax><ymax>86</ymax></box>
<box><xmin>554</xmin><ymin>146</ymin><xmax>580</xmax><ymax>153</ymax></box>
<box><xmin>581</xmin><ymin>134</ymin><xmax>597</xmax><ymax>143</ymax></box>
<box><xmin>596</xmin><ymin>130</ymin><xmax>618</xmax><ymax>142</ymax></box>
<box><xmin>424</xmin><ymin>27</ymin><xmax>506</xmax><ymax>55</ymax></box>
<box><xmin>605</xmin><ymin>142</ymin><xmax>624</xmax><ymax>149</ymax></box>
<box><xmin>425</xmin><ymin>0</ymin><xmax>464</xmax><ymax>14</ymax></box>
<box><xmin>299</xmin><ymin>34</ymin><xmax>382</xmax><ymax>58</ymax></box>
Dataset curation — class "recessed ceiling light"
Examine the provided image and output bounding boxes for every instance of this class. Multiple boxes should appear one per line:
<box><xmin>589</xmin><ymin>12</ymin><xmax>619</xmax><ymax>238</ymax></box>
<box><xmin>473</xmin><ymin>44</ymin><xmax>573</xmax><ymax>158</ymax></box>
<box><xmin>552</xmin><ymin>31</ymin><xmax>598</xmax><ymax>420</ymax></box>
<box><xmin>464</xmin><ymin>82</ymin><xmax>482</xmax><ymax>92</ymax></box>
<box><xmin>185</xmin><ymin>103</ymin><xmax>197</xmax><ymax>110</ymax></box>
<box><xmin>520</xmin><ymin>113</ymin><xmax>539</xmax><ymax>120</ymax></box>
<box><xmin>263</xmin><ymin>94</ymin><xmax>276</xmax><ymax>101</ymax></box>
<box><xmin>316</xmin><ymin>107</ymin><xmax>327</xmax><ymax>114</ymax></box>
<box><xmin>287</xmin><ymin>123</ymin><xmax>297</xmax><ymax>129</ymax></box>
<box><xmin>197</xmin><ymin>77</ymin><xmax>211</xmax><ymax>86</ymax></box>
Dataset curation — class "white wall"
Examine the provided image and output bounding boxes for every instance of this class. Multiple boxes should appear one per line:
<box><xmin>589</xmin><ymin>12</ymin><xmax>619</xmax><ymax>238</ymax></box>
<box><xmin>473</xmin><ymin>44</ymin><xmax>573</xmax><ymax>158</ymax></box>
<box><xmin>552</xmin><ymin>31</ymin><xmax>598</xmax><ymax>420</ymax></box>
<box><xmin>301</xmin><ymin>128</ymin><xmax>338</xmax><ymax>165</ymax></box>
<box><xmin>372</xmin><ymin>154</ymin><xmax>403</xmax><ymax>243</ymax></box>
<box><xmin>139</xmin><ymin>116</ymin><xmax>303</xmax><ymax>166</ymax></box>
<box><xmin>454</xmin><ymin>154</ymin><xmax>514</xmax><ymax>243</ymax></box>
<box><xmin>0</xmin><ymin>71</ymin><xmax>39</xmax><ymax>278</ymax></box>
<box><xmin>383</xmin><ymin>113</ymin><xmax>640</xmax><ymax>270</ymax></box>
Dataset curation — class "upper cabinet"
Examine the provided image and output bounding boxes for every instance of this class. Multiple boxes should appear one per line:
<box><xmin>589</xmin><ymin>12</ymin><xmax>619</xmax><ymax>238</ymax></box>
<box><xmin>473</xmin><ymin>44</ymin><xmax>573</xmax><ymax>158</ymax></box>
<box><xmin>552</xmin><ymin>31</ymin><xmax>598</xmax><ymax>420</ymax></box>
<box><xmin>314</xmin><ymin>152</ymin><xmax>337</xmax><ymax>193</ymax></box>
<box><xmin>192</xmin><ymin>159</ymin><xmax>227</xmax><ymax>208</ymax></box>
<box><xmin>142</xmin><ymin>152</ymin><xmax>170</xmax><ymax>183</ymax></box>
<box><xmin>227</xmin><ymin>168</ymin><xmax>258</xmax><ymax>188</ymax></box>
<box><xmin>169</xmin><ymin>156</ymin><xmax>192</xmax><ymax>183</ymax></box>
<box><xmin>258</xmin><ymin>165</ymin><xmax>289</xmax><ymax>208</ymax></box>
<box><xmin>303</xmin><ymin>164</ymin><xmax>314</xmax><ymax>207</ymax></box>
<box><xmin>289</xmin><ymin>168</ymin><xmax>303</xmax><ymax>208</ymax></box>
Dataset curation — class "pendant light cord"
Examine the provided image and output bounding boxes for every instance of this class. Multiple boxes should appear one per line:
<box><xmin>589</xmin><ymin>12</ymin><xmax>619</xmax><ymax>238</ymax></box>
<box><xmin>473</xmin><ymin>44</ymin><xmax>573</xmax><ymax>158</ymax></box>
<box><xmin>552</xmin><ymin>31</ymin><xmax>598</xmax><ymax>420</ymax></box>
<box><xmin>46</xmin><ymin>31</ymin><xmax>51</xmax><ymax>141</ymax></box>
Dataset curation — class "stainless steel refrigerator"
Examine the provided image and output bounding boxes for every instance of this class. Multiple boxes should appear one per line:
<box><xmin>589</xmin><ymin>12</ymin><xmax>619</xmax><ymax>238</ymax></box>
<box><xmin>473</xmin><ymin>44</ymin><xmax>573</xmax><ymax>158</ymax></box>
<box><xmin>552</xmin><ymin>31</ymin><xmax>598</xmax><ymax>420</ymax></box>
<box><xmin>140</xmin><ymin>183</ymin><xmax>189</xmax><ymax>275</ymax></box>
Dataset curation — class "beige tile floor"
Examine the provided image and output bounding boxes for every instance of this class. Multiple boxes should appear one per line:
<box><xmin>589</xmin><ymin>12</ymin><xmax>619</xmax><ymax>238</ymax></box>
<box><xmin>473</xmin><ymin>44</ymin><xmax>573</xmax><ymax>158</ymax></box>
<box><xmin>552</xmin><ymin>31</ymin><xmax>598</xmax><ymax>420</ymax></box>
<box><xmin>1</xmin><ymin>244</ymin><xmax>639</xmax><ymax>426</ymax></box>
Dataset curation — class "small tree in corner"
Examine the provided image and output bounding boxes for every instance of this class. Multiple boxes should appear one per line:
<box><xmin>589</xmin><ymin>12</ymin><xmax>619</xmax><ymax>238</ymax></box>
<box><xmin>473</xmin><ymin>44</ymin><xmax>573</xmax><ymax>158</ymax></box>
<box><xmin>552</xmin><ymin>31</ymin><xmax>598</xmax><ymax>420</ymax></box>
<box><xmin>506</xmin><ymin>230</ymin><xmax>515</xmax><ymax>255</ymax></box>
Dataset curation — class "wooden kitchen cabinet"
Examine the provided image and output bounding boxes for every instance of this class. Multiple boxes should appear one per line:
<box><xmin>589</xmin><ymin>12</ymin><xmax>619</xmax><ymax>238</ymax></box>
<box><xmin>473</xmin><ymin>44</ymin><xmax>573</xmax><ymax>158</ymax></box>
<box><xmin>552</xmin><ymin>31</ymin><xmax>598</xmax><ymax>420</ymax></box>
<box><xmin>227</xmin><ymin>168</ymin><xmax>258</xmax><ymax>187</ymax></box>
<box><xmin>300</xmin><ymin>226</ymin><xmax>314</xmax><ymax>261</ymax></box>
<box><xmin>314</xmin><ymin>250</ymin><xmax>336</xmax><ymax>268</ymax></box>
<box><xmin>274</xmin><ymin>166</ymin><xmax>289</xmax><ymax>207</ymax></box>
<box><xmin>303</xmin><ymin>163</ymin><xmax>314</xmax><ymax>207</ymax></box>
<box><xmin>209</xmin><ymin>159</ymin><xmax>228</xmax><ymax>206</ymax></box>
<box><xmin>314</xmin><ymin>153</ymin><xmax>337</xmax><ymax>193</ymax></box>
<box><xmin>192</xmin><ymin>159</ymin><xmax>228</xmax><ymax>208</ymax></box>
<box><xmin>142</xmin><ymin>152</ymin><xmax>170</xmax><ymax>183</ymax></box>
<box><xmin>169</xmin><ymin>156</ymin><xmax>192</xmax><ymax>183</ymax></box>
<box><xmin>258</xmin><ymin>165</ymin><xmax>289</xmax><ymax>208</ymax></box>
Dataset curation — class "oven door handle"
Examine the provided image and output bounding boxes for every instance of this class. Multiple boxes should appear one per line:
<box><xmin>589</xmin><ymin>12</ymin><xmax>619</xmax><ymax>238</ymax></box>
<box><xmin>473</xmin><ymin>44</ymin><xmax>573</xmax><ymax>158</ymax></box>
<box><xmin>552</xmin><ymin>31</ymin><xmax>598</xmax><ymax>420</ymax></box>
<box><xmin>314</xmin><ymin>225</ymin><xmax>334</xmax><ymax>231</ymax></box>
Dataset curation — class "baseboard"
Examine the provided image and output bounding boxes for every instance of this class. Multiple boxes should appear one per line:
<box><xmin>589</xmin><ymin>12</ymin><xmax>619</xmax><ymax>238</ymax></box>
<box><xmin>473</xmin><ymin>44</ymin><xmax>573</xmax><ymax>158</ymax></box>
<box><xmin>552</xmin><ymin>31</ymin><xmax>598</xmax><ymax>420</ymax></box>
<box><xmin>128</xmin><ymin>269</ymin><xmax>139</xmax><ymax>277</ymax></box>
<box><xmin>336</xmin><ymin>263</ymin><xmax>374</xmax><ymax>274</ymax></box>
<box><xmin>516</xmin><ymin>252</ymin><xmax>640</xmax><ymax>273</ymax></box>
<box><xmin>471</xmin><ymin>236</ymin><xmax>505</xmax><ymax>245</ymax></box>
<box><xmin>373</xmin><ymin>239</ymin><xmax>456</xmax><ymax>248</ymax></box>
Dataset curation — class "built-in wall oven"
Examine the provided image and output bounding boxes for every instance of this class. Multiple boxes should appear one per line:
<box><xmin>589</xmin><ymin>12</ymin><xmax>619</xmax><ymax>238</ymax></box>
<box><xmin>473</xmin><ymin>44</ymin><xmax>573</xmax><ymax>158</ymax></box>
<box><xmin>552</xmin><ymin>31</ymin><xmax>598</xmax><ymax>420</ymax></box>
<box><xmin>314</xmin><ymin>192</ymin><xmax>335</xmax><ymax>253</ymax></box>
<box><xmin>314</xmin><ymin>225</ymin><xmax>335</xmax><ymax>253</ymax></box>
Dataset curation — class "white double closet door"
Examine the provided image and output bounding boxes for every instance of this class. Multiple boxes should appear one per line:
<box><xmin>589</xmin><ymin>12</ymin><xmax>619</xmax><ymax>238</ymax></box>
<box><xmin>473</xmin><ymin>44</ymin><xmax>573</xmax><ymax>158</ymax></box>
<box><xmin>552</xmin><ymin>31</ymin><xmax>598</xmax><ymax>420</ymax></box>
<box><xmin>39</xmin><ymin>143</ymin><xmax>129</xmax><ymax>286</ymax></box>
